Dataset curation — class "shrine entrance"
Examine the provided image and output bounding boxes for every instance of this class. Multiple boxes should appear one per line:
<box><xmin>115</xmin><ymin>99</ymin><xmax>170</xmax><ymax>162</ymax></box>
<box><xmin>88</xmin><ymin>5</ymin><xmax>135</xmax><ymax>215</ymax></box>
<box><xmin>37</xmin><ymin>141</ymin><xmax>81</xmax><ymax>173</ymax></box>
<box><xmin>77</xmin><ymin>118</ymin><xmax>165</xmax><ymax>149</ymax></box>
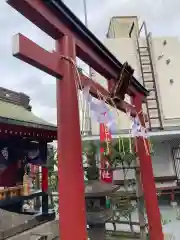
<box><xmin>7</xmin><ymin>0</ymin><xmax>163</xmax><ymax>239</ymax></box>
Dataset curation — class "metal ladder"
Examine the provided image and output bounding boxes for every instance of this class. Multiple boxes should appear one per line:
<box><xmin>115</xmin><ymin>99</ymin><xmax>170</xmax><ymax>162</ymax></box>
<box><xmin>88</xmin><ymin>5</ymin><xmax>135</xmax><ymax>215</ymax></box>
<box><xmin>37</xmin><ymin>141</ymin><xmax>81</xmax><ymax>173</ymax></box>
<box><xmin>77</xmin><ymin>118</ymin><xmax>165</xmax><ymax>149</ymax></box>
<box><xmin>172</xmin><ymin>147</ymin><xmax>180</xmax><ymax>185</ymax></box>
<box><xmin>136</xmin><ymin>22</ymin><xmax>163</xmax><ymax>130</ymax></box>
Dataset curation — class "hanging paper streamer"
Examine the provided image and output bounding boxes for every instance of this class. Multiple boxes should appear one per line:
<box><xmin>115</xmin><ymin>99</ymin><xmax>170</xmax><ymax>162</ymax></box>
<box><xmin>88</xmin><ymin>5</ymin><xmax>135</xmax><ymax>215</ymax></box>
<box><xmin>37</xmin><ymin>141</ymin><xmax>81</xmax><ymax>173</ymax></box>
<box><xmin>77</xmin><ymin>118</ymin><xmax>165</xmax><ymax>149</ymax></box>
<box><xmin>82</xmin><ymin>86</ymin><xmax>113</xmax><ymax>182</ymax></box>
<box><xmin>107</xmin><ymin>111</ymin><xmax>119</xmax><ymax>134</ymax></box>
<box><xmin>83</xmin><ymin>86</ymin><xmax>149</xmax><ymax>140</ymax></box>
<box><xmin>125</xmin><ymin>110</ymin><xmax>148</xmax><ymax>139</ymax></box>
<box><xmin>82</xmin><ymin>85</ymin><xmax>91</xmax><ymax>103</ymax></box>
<box><xmin>131</xmin><ymin>116</ymin><xmax>148</xmax><ymax>138</ymax></box>
<box><xmin>126</xmin><ymin>111</ymin><xmax>149</xmax><ymax>155</ymax></box>
<box><xmin>82</xmin><ymin>86</ymin><xmax>116</xmax><ymax>126</ymax></box>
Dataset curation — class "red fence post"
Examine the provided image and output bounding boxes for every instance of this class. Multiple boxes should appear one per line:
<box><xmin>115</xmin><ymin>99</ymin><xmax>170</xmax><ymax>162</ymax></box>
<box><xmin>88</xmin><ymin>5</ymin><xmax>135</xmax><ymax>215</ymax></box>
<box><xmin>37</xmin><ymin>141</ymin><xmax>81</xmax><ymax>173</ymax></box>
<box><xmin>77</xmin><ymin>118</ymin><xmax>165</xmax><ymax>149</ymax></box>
<box><xmin>56</xmin><ymin>35</ymin><xmax>87</xmax><ymax>240</ymax></box>
<box><xmin>132</xmin><ymin>94</ymin><xmax>164</xmax><ymax>240</ymax></box>
<box><xmin>41</xmin><ymin>142</ymin><xmax>49</xmax><ymax>213</ymax></box>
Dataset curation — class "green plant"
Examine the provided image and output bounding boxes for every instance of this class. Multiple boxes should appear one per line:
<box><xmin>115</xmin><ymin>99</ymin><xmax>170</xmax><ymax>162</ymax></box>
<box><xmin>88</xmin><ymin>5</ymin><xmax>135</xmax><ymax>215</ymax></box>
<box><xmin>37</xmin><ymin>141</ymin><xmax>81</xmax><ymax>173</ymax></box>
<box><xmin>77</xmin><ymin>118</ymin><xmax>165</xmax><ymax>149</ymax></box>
<box><xmin>47</xmin><ymin>147</ymin><xmax>58</xmax><ymax>192</ymax></box>
<box><xmin>100</xmin><ymin>138</ymin><xmax>136</xmax><ymax>168</ymax></box>
<box><xmin>82</xmin><ymin>141</ymin><xmax>99</xmax><ymax>180</ymax></box>
<box><xmin>82</xmin><ymin>138</ymin><xmax>137</xmax><ymax>182</ymax></box>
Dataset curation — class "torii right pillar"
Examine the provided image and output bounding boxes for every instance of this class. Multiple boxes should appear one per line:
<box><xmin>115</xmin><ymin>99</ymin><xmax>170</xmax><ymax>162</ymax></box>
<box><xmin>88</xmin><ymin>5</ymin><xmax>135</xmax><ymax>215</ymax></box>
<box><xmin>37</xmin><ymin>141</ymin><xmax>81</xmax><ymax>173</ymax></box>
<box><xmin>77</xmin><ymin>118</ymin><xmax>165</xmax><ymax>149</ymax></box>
<box><xmin>132</xmin><ymin>93</ymin><xmax>164</xmax><ymax>240</ymax></box>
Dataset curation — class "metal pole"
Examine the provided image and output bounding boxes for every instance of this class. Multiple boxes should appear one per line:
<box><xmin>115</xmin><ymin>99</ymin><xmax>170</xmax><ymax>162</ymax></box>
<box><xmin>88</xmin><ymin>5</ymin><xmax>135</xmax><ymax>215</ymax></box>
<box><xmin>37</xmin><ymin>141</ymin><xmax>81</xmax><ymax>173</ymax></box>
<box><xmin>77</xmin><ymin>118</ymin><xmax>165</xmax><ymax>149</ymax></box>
<box><xmin>82</xmin><ymin>0</ymin><xmax>92</xmax><ymax>135</ymax></box>
<box><xmin>83</xmin><ymin>0</ymin><xmax>88</xmax><ymax>27</ymax></box>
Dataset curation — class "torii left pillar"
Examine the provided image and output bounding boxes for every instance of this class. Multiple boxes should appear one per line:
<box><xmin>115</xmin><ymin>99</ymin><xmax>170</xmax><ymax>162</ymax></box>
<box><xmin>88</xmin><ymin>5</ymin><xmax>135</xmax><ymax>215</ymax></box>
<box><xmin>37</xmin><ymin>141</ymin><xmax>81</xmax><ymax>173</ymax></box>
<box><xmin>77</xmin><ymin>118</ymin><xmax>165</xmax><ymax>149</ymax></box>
<box><xmin>56</xmin><ymin>36</ymin><xmax>87</xmax><ymax>240</ymax></box>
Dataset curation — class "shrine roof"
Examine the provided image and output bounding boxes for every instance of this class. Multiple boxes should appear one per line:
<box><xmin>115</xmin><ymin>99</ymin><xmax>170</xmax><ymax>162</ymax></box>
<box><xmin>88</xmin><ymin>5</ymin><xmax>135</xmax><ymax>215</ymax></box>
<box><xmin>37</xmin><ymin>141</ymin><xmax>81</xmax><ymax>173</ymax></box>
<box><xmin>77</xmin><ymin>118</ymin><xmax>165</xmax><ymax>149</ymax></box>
<box><xmin>45</xmin><ymin>0</ymin><xmax>148</xmax><ymax>97</ymax></box>
<box><xmin>0</xmin><ymin>99</ymin><xmax>56</xmax><ymax>132</ymax></box>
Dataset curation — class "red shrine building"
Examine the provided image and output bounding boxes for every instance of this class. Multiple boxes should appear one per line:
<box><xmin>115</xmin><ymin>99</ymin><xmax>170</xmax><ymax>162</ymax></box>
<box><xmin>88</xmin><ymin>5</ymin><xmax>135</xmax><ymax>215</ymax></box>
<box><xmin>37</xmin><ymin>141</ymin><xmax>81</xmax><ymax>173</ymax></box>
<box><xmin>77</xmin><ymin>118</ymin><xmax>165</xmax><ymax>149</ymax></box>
<box><xmin>0</xmin><ymin>86</ymin><xmax>56</xmax><ymax>206</ymax></box>
<box><xmin>0</xmin><ymin>86</ymin><xmax>56</xmax><ymax>141</ymax></box>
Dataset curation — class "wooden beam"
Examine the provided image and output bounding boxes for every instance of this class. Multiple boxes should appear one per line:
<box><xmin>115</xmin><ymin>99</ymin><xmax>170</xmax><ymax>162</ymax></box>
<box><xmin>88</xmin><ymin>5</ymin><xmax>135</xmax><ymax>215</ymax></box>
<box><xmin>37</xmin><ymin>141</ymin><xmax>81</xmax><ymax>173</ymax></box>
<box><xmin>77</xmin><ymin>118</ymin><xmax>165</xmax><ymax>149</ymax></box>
<box><xmin>7</xmin><ymin>0</ymin><xmax>118</xmax><ymax>79</ymax></box>
<box><xmin>13</xmin><ymin>34</ymin><xmax>63</xmax><ymax>79</ymax></box>
<box><xmin>7</xmin><ymin>0</ymin><xmax>148</xmax><ymax>98</ymax></box>
<box><xmin>12</xmin><ymin>33</ymin><xmax>140</xmax><ymax>117</ymax></box>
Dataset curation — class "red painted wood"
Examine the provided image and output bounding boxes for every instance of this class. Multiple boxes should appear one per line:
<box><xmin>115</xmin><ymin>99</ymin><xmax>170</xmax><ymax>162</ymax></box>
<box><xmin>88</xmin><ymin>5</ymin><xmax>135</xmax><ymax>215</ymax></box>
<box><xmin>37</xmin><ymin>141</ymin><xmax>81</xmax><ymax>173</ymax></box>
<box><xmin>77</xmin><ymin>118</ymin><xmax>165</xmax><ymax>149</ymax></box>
<box><xmin>132</xmin><ymin>94</ymin><xmax>164</xmax><ymax>240</ymax></box>
<box><xmin>13</xmin><ymin>34</ymin><xmax>142</xmax><ymax>118</ymax></box>
<box><xmin>100</xmin><ymin>124</ymin><xmax>113</xmax><ymax>183</ymax></box>
<box><xmin>0</xmin><ymin>122</ymin><xmax>56</xmax><ymax>141</ymax></box>
<box><xmin>42</xmin><ymin>167</ymin><xmax>48</xmax><ymax>192</ymax></box>
<box><xmin>56</xmin><ymin>36</ymin><xmax>87</xmax><ymax>240</ymax></box>
<box><xmin>7</xmin><ymin>0</ymin><xmax>147</xmax><ymax>98</ymax></box>
<box><xmin>7</xmin><ymin>0</ymin><xmax>117</xmax><ymax>79</ymax></box>
<box><xmin>13</xmin><ymin>34</ymin><xmax>63</xmax><ymax>79</ymax></box>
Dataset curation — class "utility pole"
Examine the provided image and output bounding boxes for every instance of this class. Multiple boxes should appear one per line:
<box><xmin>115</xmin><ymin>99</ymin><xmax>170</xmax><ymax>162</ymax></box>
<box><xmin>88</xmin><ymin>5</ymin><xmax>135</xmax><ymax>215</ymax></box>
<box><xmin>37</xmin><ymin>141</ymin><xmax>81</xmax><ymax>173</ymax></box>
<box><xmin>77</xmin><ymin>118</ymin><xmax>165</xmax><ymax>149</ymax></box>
<box><xmin>82</xmin><ymin>0</ymin><xmax>92</xmax><ymax>135</ymax></box>
<box><xmin>83</xmin><ymin>0</ymin><xmax>88</xmax><ymax>27</ymax></box>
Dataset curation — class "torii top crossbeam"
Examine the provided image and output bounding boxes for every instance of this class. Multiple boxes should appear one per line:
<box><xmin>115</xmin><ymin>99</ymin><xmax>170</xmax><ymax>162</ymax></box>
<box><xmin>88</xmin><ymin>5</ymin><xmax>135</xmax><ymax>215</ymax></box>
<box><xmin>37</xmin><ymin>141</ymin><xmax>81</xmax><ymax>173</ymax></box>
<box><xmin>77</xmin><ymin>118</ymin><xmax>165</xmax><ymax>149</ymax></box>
<box><xmin>8</xmin><ymin>0</ymin><xmax>148</xmax><ymax>117</ymax></box>
<box><xmin>6</xmin><ymin>1</ymin><xmax>164</xmax><ymax>240</ymax></box>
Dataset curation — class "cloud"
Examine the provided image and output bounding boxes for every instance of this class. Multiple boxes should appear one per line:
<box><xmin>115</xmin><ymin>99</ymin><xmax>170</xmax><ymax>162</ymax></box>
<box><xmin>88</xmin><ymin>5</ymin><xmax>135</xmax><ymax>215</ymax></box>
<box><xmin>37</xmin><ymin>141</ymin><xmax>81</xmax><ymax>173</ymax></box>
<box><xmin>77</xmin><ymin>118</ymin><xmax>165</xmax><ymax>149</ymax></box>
<box><xmin>86</xmin><ymin>0</ymin><xmax>180</xmax><ymax>38</ymax></box>
<box><xmin>1</xmin><ymin>0</ymin><xmax>180</xmax><ymax>125</ymax></box>
<box><xmin>0</xmin><ymin>0</ymin><xmax>56</xmax><ymax>123</ymax></box>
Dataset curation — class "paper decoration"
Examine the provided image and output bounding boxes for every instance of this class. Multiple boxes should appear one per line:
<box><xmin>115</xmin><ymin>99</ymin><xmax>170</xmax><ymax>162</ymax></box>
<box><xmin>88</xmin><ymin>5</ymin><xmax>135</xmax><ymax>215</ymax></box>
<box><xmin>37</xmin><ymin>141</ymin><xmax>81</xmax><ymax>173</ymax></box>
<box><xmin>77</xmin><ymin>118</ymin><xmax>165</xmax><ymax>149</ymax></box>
<box><xmin>82</xmin><ymin>85</ymin><xmax>91</xmax><ymax>103</ymax></box>
<box><xmin>82</xmin><ymin>86</ymin><xmax>148</xmax><ymax>138</ymax></box>
<box><xmin>163</xmin><ymin>221</ymin><xmax>178</xmax><ymax>239</ymax></box>
<box><xmin>82</xmin><ymin>86</ymin><xmax>116</xmax><ymax>126</ymax></box>
<box><xmin>125</xmin><ymin>110</ymin><xmax>148</xmax><ymax>139</ymax></box>
<box><xmin>131</xmin><ymin>116</ymin><xmax>148</xmax><ymax>138</ymax></box>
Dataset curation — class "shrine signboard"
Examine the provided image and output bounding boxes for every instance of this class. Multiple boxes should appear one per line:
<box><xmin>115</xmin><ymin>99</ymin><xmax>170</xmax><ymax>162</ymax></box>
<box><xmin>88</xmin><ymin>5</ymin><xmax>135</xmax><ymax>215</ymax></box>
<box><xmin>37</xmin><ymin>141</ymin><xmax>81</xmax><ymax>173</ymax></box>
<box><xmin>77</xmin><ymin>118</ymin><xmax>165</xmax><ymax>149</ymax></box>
<box><xmin>100</xmin><ymin>124</ymin><xmax>112</xmax><ymax>183</ymax></box>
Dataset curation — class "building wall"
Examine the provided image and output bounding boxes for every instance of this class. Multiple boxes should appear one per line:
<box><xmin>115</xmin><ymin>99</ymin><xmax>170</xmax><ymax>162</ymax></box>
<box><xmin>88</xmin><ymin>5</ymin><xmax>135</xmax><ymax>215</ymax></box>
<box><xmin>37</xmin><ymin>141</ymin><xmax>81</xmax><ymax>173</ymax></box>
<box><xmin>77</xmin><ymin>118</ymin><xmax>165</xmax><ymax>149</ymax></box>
<box><xmin>152</xmin><ymin>140</ymin><xmax>175</xmax><ymax>177</ymax></box>
<box><xmin>107</xmin><ymin>16</ymin><xmax>139</xmax><ymax>39</ymax></box>
<box><xmin>150</xmin><ymin>37</ymin><xmax>180</xmax><ymax>127</ymax></box>
<box><xmin>90</xmin><ymin>35</ymin><xmax>180</xmax><ymax>135</ymax></box>
<box><xmin>90</xmin><ymin>94</ymin><xmax>133</xmax><ymax>136</ymax></box>
<box><xmin>94</xmin><ymin>38</ymin><xmax>142</xmax><ymax>86</ymax></box>
<box><xmin>113</xmin><ymin>140</ymin><xmax>177</xmax><ymax>188</ymax></box>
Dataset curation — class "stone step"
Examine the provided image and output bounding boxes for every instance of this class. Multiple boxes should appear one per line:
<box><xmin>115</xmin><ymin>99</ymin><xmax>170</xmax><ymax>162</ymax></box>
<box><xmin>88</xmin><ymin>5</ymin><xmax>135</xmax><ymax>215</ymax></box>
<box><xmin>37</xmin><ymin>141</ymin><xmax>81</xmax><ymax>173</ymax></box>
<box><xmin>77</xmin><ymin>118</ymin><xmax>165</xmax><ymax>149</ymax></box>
<box><xmin>7</xmin><ymin>220</ymin><xmax>58</xmax><ymax>240</ymax></box>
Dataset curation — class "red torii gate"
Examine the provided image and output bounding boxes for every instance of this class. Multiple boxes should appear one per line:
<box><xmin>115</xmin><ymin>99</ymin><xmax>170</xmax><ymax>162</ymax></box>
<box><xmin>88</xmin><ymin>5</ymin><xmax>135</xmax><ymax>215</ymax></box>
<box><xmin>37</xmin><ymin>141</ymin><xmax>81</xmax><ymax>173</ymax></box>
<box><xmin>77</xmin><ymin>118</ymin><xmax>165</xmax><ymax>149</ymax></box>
<box><xmin>7</xmin><ymin>0</ymin><xmax>163</xmax><ymax>239</ymax></box>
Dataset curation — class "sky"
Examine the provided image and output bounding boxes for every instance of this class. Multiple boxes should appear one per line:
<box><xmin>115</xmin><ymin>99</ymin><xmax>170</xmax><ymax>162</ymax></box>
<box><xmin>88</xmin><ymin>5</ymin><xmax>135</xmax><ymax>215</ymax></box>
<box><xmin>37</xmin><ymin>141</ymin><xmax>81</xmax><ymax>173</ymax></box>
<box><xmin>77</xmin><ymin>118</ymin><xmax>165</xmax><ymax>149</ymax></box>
<box><xmin>1</xmin><ymin>0</ymin><xmax>180</xmax><ymax>125</ymax></box>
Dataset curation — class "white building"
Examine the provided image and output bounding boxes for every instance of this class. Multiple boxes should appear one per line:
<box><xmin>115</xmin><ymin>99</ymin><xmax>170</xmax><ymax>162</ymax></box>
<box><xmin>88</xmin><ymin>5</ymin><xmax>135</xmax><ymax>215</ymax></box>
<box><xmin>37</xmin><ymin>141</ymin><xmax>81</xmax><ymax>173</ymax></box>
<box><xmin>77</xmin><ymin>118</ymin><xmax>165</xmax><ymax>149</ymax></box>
<box><xmin>84</xmin><ymin>16</ymin><xmax>180</xmax><ymax>192</ymax></box>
